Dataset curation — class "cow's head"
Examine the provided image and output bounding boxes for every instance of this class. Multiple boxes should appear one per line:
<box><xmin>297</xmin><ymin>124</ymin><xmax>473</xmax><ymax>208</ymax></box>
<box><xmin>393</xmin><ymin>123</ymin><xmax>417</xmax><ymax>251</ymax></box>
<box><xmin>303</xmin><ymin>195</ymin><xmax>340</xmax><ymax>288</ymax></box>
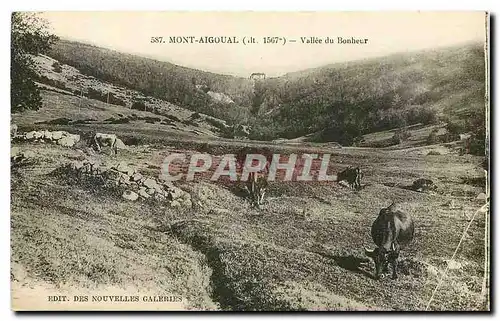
<box><xmin>365</xmin><ymin>242</ymin><xmax>398</xmax><ymax>280</ymax></box>
<box><xmin>364</xmin><ymin>247</ymin><xmax>388</xmax><ymax>279</ymax></box>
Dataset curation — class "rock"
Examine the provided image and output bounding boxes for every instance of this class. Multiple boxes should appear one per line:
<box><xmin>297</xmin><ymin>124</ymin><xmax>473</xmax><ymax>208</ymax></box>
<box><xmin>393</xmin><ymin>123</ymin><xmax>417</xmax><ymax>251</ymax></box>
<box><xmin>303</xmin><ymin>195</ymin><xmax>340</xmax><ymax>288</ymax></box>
<box><xmin>11</xmin><ymin>147</ymin><xmax>20</xmax><ymax>157</ymax></box>
<box><xmin>33</xmin><ymin>131</ymin><xmax>44</xmax><ymax>139</ymax></box>
<box><xmin>143</xmin><ymin>178</ymin><xmax>159</xmax><ymax>190</ymax></box>
<box><xmin>122</xmin><ymin>190</ymin><xmax>139</xmax><ymax>201</ymax></box>
<box><xmin>181</xmin><ymin>192</ymin><xmax>192</xmax><ymax>200</ymax></box>
<box><xmin>153</xmin><ymin>183</ymin><xmax>164</xmax><ymax>194</ymax></box>
<box><xmin>115</xmin><ymin>138</ymin><xmax>127</xmax><ymax>150</ymax></box>
<box><xmin>170</xmin><ymin>200</ymin><xmax>181</xmax><ymax>208</ymax></box>
<box><xmin>25</xmin><ymin>131</ymin><xmax>36</xmax><ymax>140</ymax></box>
<box><xmin>116</xmin><ymin>162</ymin><xmax>132</xmax><ymax>173</ymax></box>
<box><xmin>120</xmin><ymin>173</ymin><xmax>131</xmax><ymax>184</ymax></box>
<box><xmin>476</xmin><ymin>193</ymin><xmax>487</xmax><ymax>201</ymax></box>
<box><xmin>126</xmin><ymin>167</ymin><xmax>135</xmax><ymax>177</ymax></box>
<box><xmin>22</xmin><ymin>150</ymin><xmax>35</xmax><ymax>159</ymax></box>
<box><xmin>167</xmin><ymin>187</ymin><xmax>184</xmax><ymax>200</ymax></box>
<box><xmin>51</xmin><ymin>131</ymin><xmax>64</xmax><ymax>140</ymax></box>
<box><xmin>138</xmin><ymin>187</ymin><xmax>150</xmax><ymax>199</ymax></box>
<box><xmin>67</xmin><ymin>134</ymin><xmax>80</xmax><ymax>143</ymax></box>
<box><xmin>146</xmin><ymin>188</ymin><xmax>156</xmax><ymax>195</ymax></box>
<box><xmin>10</xmin><ymin>124</ymin><xmax>18</xmax><ymax>137</ymax></box>
<box><xmin>183</xmin><ymin>199</ymin><xmax>193</xmax><ymax>209</ymax></box>
<box><xmin>58</xmin><ymin>136</ymin><xmax>77</xmax><ymax>147</ymax></box>
<box><xmin>131</xmin><ymin>173</ymin><xmax>143</xmax><ymax>182</ymax></box>
<box><xmin>446</xmin><ymin>259</ymin><xmax>463</xmax><ymax>270</ymax></box>
<box><xmin>43</xmin><ymin>130</ymin><xmax>52</xmax><ymax>140</ymax></box>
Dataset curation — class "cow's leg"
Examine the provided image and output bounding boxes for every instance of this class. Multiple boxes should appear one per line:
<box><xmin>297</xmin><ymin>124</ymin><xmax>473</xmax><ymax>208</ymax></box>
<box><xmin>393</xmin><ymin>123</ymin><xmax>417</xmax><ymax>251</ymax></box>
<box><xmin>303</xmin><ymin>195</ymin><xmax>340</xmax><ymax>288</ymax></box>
<box><xmin>389</xmin><ymin>251</ymin><xmax>400</xmax><ymax>280</ymax></box>
<box><xmin>356</xmin><ymin>176</ymin><xmax>361</xmax><ymax>190</ymax></box>
<box><xmin>382</xmin><ymin>261</ymin><xmax>389</xmax><ymax>274</ymax></box>
<box><xmin>94</xmin><ymin>137</ymin><xmax>101</xmax><ymax>153</ymax></box>
<box><xmin>112</xmin><ymin>138</ymin><xmax>118</xmax><ymax>156</ymax></box>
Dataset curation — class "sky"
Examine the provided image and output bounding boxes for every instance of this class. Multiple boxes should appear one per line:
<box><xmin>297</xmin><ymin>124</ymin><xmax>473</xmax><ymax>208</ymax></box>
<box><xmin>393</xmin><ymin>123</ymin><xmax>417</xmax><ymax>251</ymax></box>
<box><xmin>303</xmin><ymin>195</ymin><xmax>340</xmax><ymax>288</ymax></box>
<box><xmin>40</xmin><ymin>11</ymin><xmax>487</xmax><ymax>77</ymax></box>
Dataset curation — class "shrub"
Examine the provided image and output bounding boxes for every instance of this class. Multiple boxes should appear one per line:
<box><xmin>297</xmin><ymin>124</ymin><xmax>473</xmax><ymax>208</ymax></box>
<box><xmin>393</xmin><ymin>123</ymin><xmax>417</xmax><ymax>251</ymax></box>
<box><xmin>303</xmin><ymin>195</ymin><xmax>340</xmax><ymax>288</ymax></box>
<box><xmin>131</xmin><ymin>100</ymin><xmax>147</xmax><ymax>111</ymax></box>
<box><xmin>426</xmin><ymin>129</ymin><xmax>439</xmax><ymax>145</ymax></box>
<box><xmin>52</xmin><ymin>61</ymin><xmax>62</xmax><ymax>73</ymax></box>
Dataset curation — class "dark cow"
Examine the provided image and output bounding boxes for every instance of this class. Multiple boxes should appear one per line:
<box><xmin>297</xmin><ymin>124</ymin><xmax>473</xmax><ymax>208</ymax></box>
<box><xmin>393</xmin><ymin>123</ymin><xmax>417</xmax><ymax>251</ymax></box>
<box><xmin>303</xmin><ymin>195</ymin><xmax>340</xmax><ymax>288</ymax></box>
<box><xmin>364</xmin><ymin>202</ymin><xmax>415</xmax><ymax>280</ymax></box>
<box><xmin>337</xmin><ymin>166</ymin><xmax>363</xmax><ymax>190</ymax></box>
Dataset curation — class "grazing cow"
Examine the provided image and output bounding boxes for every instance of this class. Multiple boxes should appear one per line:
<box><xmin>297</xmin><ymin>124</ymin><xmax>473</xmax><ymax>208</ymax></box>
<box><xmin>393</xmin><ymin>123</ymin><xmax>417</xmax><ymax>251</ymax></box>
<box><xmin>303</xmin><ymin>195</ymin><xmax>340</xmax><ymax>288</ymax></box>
<box><xmin>337</xmin><ymin>166</ymin><xmax>363</xmax><ymax>190</ymax></box>
<box><xmin>93</xmin><ymin>133</ymin><xmax>118</xmax><ymax>155</ymax></box>
<box><xmin>246</xmin><ymin>171</ymin><xmax>268</xmax><ymax>207</ymax></box>
<box><xmin>364</xmin><ymin>202</ymin><xmax>415</xmax><ymax>280</ymax></box>
<box><xmin>235</xmin><ymin>146</ymin><xmax>272</xmax><ymax>208</ymax></box>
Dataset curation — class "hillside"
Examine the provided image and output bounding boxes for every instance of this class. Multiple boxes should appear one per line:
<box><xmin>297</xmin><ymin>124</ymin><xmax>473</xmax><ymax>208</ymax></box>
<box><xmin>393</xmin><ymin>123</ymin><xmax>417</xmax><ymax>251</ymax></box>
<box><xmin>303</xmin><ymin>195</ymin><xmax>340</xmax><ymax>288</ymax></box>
<box><xmin>250</xmin><ymin>42</ymin><xmax>486</xmax><ymax>144</ymax></box>
<box><xmin>48</xmin><ymin>40</ymin><xmax>254</xmax><ymax>124</ymax></box>
<box><xmin>47</xmin><ymin>40</ymin><xmax>486</xmax><ymax>147</ymax></box>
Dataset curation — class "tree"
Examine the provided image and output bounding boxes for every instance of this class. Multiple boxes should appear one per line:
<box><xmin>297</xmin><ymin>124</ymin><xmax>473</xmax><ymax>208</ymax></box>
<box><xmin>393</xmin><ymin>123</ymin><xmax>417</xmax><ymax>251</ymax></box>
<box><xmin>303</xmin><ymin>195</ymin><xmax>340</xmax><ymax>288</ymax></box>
<box><xmin>11</xmin><ymin>12</ymin><xmax>58</xmax><ymax>112</ymax></box>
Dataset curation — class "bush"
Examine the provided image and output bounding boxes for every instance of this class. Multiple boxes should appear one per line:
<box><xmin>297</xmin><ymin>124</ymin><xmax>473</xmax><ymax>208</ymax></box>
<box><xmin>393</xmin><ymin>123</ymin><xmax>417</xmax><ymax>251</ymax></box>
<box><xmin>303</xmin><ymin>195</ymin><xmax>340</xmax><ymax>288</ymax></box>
<box><xmin>131</xmin><ymin>100</ymin><xmax>147</xmax><ymax>111</ymax></box>
<box><xmin>190</xmin><ymin>112</ymin><xmax>201</xmax><ymax>120</ymax></box>
<box><xmin>11</xmin><ymin>13</ymin><xmax>58</xmax><ymax>113</ymax></box>
<box><xmin>426</xmin><ymin>129</ymin><xmax>439</xmax><ymax>145</ymax></box>
<box><xmin>392</xmin><ymin>129</ymin><xmax>411</xmax><ymax>145</ymax></box>
<box><xmin>52</xmin><ymin>61</ymin><xmax>62</xmax><ymax>73</ymax></box>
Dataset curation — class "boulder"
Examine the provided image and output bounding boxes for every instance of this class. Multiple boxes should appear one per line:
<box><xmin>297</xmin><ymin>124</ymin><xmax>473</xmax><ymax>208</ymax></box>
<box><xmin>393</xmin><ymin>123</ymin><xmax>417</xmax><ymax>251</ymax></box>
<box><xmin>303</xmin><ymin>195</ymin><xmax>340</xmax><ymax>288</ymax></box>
<box><xmin>120</xmin><ymin>173</ymin><xmax>131</xmax><ymax>184</ymax></box>
<box><xmin>153</xmin><ymin>183</ymin><xmax>164</xmax><ymax>193</ymax></box>
<box><xmin>51</xmin><ymin>131</ymin><xmax>64</xmax><ymax>140</ymax></box>
<box><xmin>476</xmin><ymin>193</ymin><xmax>488</xmax><ymax>201</ymax></box>
<box><xmin>115</xmin><ymin>138</ymin><xmax>127</xmax><ymax>150</ymax></box>
<box><xmin>169</xmin><ymin>187</ymin><xmax>184</xmax><ymax>200</ymax></box>
<box><xmin>138</xmin><ymin>187</ymin><xmax>150</xmax><ymax>199</ymax></box>
<box><xmin>170</xmin><ymin>200</ymin><xmax>181</xmax><ymax>208</ymax></box>
<box><xmin>116</xmin><ymin>162</ymin><xmax>132</xmax><ymax>174</ymax></box>
<box><xmin>33</xmin><ymin>131</ymin><xmax>44</xmax><ymax>139</ymax></box>
<box><xmin>183</xmin><ymin>199</ymin><xmax>193</xmax><ymax>209</ymax></box>
<box><xmin>445</xmin><ymin>259</ymin><xmax>463</xmax><ymax>270</ymax></box>
<box><xmin>67</xmin><ymin>133</ymin><xmax>80</xmax><ymax>143</ymax></box>
<box><xmin>126</xmin><ymin>167</ymin><xmax>135</xmax><ymax>177</ymax></box>
<box><xmin>143</xmin><ymin>178</ymin><xmax>159</xmax><ymax>190</ymax></box>
<box><xmin>58</xmin><ymin>136</ymin><xmax>77</xmax><ymax>147</ymax></box>
<box><xmin>132</xmin><ymin>173</ymin><xmax>143</xmax><ymax>182</ymax></box>
<box><xmin>122</xmin><ymin>190</ymin><xmax>139</xmax><ymax>201</ymax></box>
<box><xmin>22</xmin><ymin>150</ymin><xmax>36</xmax><ymax>159</ymax></box>
<box><xmin>146</xmin><ymin>188</ymin><xmax>156</xmax><ymax>195</ymax></box>
<box><xmin>43</xmin><ymin>130</ymin><xmax>52</xmax><ymax>140</ymax></box>
<box><xmin>11</xmin><ymin>147</ymin><xmax>20</xmax><ymax>157</ymax></box>
<box><xmin>25</xmin><ymin>131</ymin><xmax>36</xmax><ymax>140</ymax></box>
